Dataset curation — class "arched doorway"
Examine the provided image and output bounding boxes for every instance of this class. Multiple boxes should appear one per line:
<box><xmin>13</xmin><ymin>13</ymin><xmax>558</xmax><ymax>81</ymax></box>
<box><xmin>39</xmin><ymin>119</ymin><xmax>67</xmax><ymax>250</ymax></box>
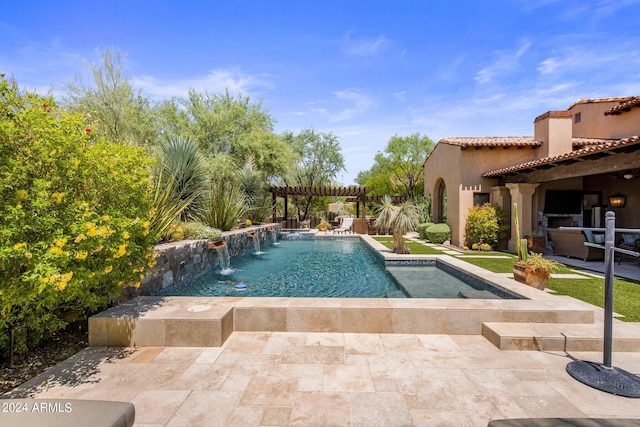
<box><xmin>436</xmin><ymin>179</ymin><xmax>447</xmax><ymax>223</ymax></box>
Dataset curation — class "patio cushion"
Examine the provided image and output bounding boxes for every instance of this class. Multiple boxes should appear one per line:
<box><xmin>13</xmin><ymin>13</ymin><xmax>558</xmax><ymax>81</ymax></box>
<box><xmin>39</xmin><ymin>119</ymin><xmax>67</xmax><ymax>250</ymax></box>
<box><xmin>583</xmin><ymin>230</ymin><xmax>594</xmax><ymax>243</ymax></box>
<box><xmin>0</xmin><ymin>399</ymin><xmax>135</xmax><ymax>427</ymax></box>
<box><xmin>622</xmin><ymin>233</ymin><xmax>640</xmax><ymax>245</ymax></box>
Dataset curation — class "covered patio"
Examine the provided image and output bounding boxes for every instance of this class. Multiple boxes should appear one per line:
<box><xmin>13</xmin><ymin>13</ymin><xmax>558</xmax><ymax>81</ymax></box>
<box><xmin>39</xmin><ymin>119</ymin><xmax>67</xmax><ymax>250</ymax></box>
<box><xmin>483</xmin><ymin>136</ymin><xmax>640</xmax><ymax>254</ymax></box>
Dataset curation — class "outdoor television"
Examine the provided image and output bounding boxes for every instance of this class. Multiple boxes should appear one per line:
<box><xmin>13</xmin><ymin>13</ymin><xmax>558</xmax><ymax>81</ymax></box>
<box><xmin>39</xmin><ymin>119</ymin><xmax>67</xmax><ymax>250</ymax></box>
<box><xmin>543</xmin><ymin>190</ymin><xmax>583</xmax><ymax>214</ymax></box>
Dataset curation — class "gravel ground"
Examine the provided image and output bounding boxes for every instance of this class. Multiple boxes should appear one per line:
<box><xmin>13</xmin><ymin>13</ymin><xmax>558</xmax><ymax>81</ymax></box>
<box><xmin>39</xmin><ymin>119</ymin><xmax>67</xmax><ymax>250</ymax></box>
<box><xmin>0</xmin><ymin>323</ymin><xmax>88</xmax><ymax>395</ymax></box>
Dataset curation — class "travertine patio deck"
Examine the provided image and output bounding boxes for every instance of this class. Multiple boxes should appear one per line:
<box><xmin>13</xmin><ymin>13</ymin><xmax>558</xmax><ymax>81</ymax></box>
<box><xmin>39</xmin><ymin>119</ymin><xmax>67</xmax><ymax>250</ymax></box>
<box><xmin>5</xmin><ymin>332</ymin><xmax>640</xmax><ymax>426</ymax></box>
<box><xmin>3</xmin><ymin>234</ymin><xmax>640</xmax><ymax>426</ymax></box>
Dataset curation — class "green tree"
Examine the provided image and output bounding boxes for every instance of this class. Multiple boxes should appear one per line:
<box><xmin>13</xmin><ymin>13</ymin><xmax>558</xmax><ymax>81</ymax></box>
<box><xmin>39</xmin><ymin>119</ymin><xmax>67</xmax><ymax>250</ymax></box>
<box><xmin>0</xmin><ymin>77</ymin><xmax>157</xmax><ymax>359</ymax></box>
<box><xmin>357</xmin><ymin>133</ymin><xmax>434</xmax><ymax>198</ymax></box>
<box><xmin>65</xmin><ymin>48</ymin><xmax>158</xmax><ymax>147</ymax></box>
<box><xmin>281</xmin><ymin>129</ymin><xmax>346</xmax><ymax>220</ymax></box>
<box><xmin>156</xmin><ymin>90</ymin><xmax>294</xmax><ymax>178</ymax></box>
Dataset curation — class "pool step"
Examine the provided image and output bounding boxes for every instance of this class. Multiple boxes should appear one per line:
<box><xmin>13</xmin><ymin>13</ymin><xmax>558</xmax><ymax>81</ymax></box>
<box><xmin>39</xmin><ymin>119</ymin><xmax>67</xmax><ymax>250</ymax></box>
<box><xmin>482</xmin><ymin>321</ymin><xmax>640</xmax><ymax>352</ymax></box>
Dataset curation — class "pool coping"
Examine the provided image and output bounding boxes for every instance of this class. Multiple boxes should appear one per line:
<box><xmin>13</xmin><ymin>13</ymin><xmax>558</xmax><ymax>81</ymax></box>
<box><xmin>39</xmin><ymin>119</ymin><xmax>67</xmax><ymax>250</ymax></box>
<box><xmin>88</xmin><ymin>233</ymin><xmax>630</xmax><ymax>350</ymax></box>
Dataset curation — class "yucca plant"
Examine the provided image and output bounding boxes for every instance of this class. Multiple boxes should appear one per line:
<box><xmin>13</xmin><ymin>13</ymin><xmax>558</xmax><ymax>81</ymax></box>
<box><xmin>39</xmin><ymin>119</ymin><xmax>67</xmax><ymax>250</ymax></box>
<box><xmin>374</xmin><ymin>196</ymin><xmax>419</xmax><ymax>254</ymax></box>
<box><xmin>149</xmin><ymin>164</ymin><xmax>199</xmax><ymax>239</ymax></box>
<box><xmin>238</xmin><ymin>156</ymin><xmax>274</xmax><ymax>223</ymax></box>
<box><xmin>158</xmin><ymin>136</ymin><xmax>208</xmax><ymax>221</ymax></box>
<box><xmin>199</xmin><ymin>180</ymin><xmax>247</xmax><ymax>231</ymax></box>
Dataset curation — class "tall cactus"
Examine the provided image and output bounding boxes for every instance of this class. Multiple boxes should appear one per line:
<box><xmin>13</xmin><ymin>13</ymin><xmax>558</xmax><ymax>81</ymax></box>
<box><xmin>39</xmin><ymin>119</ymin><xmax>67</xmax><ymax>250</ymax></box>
<box><xmin>513</xmin><ymin>203</ymin><xmax>528</xmax><ymax>263</ymax></box>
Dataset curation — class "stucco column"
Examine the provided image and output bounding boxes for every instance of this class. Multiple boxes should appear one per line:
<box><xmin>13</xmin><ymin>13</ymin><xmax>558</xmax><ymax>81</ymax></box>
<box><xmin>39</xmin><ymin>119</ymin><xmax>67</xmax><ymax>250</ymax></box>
<box><xmin>506</xmin><ymin>183</ymin><xmax>540</xmax><ymax>252</ymax></box>
<box><xmin>490</xmin><ymin>186</ymin><xmax>510</xmax><ymax>212</ymax></box>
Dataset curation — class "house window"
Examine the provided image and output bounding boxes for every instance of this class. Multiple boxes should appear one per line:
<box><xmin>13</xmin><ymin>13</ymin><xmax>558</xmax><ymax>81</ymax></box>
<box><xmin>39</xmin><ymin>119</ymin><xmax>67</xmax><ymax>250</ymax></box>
<box><xmin>473</xmin><ymin>193</ymin><xmax>490</xmax><ymax>206</ymax></box>
<box><xmin>574</xmin><ymin>112</ymin><xmax>581</xmax><ymax>123</ymax></box>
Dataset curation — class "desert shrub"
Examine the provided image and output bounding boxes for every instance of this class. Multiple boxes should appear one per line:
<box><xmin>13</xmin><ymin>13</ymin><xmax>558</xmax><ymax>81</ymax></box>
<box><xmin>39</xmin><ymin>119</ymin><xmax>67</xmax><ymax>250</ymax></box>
<box><xmin>181</xmin><ymin>221</ymin><xmax>222</xmax><ymax>240</ymax></box>
<box><xmin>464</xmin><ymin>204</ymin><xmax>500</xmax><ymax>247</ymax></box>
<box><xmin>425</xmin><ymin>223</ymin><xmax>451</xmax><ymax>244</ymax></box>
<box><xmin>0</xmin><ymin>77</ymin><xmax>157</xmax><ymax>358</ymax></box>
<box><xmin>479</xmin><ymin>243</ymin><xmax>492</xmax><ymax>251</ymax></box>
<box><xmin>416</xmin><ymin>222</ymin><xmax>435</xmax><ymax>240</ymax></box>
<box><xmin>198</xmin><ymin>180</ymin><xmax>246</xmax><ymax>231</ymax></box>
<box><xmin>414</xmin><ymin>195</ymin><xmax>432</xmax><ymax>223</ymax></box>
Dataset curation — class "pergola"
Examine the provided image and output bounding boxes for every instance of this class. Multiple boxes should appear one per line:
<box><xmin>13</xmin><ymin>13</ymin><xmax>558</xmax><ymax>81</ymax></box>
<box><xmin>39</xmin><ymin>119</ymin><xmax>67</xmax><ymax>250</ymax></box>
<box><xmin>269</xmin><ymin>186</ymin><xmax>369</xmax><ymax>228</ymax></box>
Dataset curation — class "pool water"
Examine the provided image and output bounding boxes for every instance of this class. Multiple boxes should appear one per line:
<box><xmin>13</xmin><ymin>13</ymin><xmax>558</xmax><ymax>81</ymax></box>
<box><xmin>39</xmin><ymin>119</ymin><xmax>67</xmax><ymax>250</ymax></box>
<box><xmin>164</xmin><ymin>239</ymin><xmax>503</xmax><ymax>298</ymax></box>
<box><xmin>168</xmin><ymin>239</ymin><xmax>401</xmax><ymax>297</ymax></box>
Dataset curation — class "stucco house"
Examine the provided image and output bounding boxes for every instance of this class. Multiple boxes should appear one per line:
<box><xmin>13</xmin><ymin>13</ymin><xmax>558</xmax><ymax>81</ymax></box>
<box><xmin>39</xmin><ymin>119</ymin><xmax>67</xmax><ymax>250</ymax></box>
<box><xmin>423</xmin><ymin>97</ymin><xmax>640</xmax><ymax>251</ymax></box>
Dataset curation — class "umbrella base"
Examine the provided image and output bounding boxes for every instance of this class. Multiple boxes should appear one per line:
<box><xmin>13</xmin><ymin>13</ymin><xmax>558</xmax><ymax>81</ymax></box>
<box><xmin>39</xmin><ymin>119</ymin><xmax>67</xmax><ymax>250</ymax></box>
<box><xmin>566</xmin><ymin>359</ymin><xmax>640</xmax><ymax>398</ymax></box>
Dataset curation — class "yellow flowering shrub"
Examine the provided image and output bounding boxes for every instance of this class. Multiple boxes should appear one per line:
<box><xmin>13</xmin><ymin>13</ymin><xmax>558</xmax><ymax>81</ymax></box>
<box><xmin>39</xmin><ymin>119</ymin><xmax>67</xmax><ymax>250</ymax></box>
<box><xmin>0</xmin><ymin>77</ymin><xmax>158</xmax><ymax>357</ymax></box>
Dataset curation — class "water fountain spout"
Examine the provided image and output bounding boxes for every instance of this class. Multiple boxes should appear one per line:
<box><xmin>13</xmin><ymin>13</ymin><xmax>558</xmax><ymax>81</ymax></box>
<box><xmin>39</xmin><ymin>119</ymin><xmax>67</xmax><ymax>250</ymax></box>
<box><xmin>210</xmin><ymin>240</ymin><xmax>232</xmax><ymax>274</ymax></box>
<box><xmin>267</xmin><ymin>226</ymin><xmax>278</xmax><ymax>245</ymax></box>
<box><xmin>247</xmin><ymin>231</ymin><xmax>264</xmax><ymax>255</ymax></box>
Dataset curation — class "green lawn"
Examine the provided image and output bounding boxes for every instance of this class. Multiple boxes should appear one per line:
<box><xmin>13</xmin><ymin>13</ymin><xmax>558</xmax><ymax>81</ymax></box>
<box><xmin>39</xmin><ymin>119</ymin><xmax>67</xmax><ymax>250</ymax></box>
<box><xmin>373</xmin><ymin>237</ymin><xmax>447</xmax><ymax>255</ymax></box>
<box><xmin>374</xmin><ymin>237</ymin><xmax>640</xmax><ymax>322</ymax></box>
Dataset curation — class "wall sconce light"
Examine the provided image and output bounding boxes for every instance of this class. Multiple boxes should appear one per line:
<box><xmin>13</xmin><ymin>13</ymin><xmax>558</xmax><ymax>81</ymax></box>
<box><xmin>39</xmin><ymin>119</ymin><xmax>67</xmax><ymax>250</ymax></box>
<box><xmin>609</xmin><ymin>194</ymin><xmax>626</xmax><ymax>208</ymax></box>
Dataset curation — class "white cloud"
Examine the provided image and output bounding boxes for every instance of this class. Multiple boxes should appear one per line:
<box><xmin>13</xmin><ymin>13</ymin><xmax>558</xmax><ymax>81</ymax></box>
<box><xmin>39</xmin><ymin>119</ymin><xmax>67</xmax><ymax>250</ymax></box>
<box><xmin>311</xmin><ymin>89</ymin><xmax>376</xmax><ymax>122</ymax></box>
<box><xmin>343</xmin><ymin>33</ymin><xmax>392</xmax><ymax>58</ymax></box>
<box><xmin>537</xmin><ymin>45</ymin><xmax>629</xmax><ymax>75</ymax></box>
<box><xmin>474</xmin><ymin>40</ymin><xmax>531</xmax><ymax>84</ymax></box>
<box><xmin>131</xmin><ymin>68</ymin><xmax>275</xmax><ymax>99</ymax></box>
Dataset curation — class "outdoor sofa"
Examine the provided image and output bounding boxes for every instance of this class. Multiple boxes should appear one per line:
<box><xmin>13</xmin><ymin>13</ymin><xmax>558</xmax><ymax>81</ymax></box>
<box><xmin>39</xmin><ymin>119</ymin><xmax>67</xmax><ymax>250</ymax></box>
<box><xmin>547</xmin><ymin>228</ymin><xmax>604</xmax><ymax>261</ymax></box>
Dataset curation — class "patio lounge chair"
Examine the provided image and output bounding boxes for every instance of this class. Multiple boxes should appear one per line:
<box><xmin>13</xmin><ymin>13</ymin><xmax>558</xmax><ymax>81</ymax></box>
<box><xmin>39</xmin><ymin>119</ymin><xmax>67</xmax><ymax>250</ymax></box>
<box><xmin>334</xmin><ymin>217</ymin><xmax>354</xmax><ymax>234</ymax></box>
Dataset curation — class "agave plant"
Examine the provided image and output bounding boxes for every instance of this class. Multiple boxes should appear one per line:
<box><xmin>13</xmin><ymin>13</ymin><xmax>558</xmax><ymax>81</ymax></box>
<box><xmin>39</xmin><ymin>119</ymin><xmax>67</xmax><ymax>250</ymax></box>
<box><xmin>374</xmin><ymin>196</ymin><xmax>419</xmax><ymax>254</ymax></box>
<box><xmin>158</xmin><ymin>136</ymin><xmax>208</xmax><ymax>221</ymax></box>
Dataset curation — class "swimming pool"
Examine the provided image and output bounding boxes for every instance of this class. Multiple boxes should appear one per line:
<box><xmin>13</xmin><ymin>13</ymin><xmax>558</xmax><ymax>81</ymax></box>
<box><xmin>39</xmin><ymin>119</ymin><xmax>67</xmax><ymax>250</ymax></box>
<box><xmin>163</xmin><ymin>238</ymin><xmax>515</xmax><ymax>299</ymax></box>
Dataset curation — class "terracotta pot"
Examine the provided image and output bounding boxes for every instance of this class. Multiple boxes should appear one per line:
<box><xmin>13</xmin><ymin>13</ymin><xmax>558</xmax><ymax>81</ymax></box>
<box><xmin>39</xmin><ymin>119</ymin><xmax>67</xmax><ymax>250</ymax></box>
<box><xmin>319</xmin><ymin>224</ymin><xmax>328</xmax><ymax>231</ymax></box>
<box><xmin>207</xmin><ymin>240</ymin><xmax>226</xmax><ymax>250</ymax></box>
<box><xmin>513</xmin><ymin>262</ymin><xmax>549</xmax><ymax>290</ymax></box>
<box><xmin>526</xmin><ymin>236</ymin><xmax>546</xmax><ymax>254</ymax></box>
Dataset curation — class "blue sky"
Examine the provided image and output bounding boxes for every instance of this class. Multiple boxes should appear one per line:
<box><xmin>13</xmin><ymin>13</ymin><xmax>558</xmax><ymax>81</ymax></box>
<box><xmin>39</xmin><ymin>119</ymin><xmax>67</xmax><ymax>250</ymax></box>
<box><xmin>2</xmin><ymin>0</ymin><xmax>640</xmax><ymax>184</ymax></box>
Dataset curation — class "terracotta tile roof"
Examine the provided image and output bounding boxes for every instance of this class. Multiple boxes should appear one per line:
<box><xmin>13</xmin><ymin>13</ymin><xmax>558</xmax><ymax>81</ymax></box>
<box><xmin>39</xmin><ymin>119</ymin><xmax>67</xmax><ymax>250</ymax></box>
<box><xmin>534</xmin><ymin>110</ymin><xmax>573</xmax><ymax>123</ymax></box>
<box><xmin>482</xmin><ymin>135</ymin><xmax>640</xmax><ymax>178</ymax></box>
<box><xmin>438</xmin><ymin>136</ymin><xmax>541</xmax><ymax>149</ymax></box>
<box><xmin>604</xmin><ymin>96</ymin><xmax>640</xmax><ymax>115</ymax></box>
<box><xmin>572</xmin><ymin>137</ymin><xmax>619</xmax><ymax>148</ymax></box>
<box><xmin>568</xmin><ymin>96</ymin><xmax>639</xmax><ymax>110</ymax></box>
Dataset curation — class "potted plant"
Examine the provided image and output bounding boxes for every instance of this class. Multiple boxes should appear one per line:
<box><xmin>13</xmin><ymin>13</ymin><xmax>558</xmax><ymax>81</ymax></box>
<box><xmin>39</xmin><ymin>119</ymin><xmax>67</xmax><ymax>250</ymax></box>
<box><xmin>525</xmin><ymin>231</ymin><xmax>546</xmax><ymax>253</ymax></box>
<box><xmin>512</xmin><ymin>203</ymin><xmax>560</xmax><ymax>290</ymax></box>
<box><xmin>513</xmin><ymin>252</ymin><xmax>560</xmax><ymax>290</ymax></box>
<box><xmin>317</xmin><ymin>219</ymin><xmax>331</xmax><ymax>232</ymax></box>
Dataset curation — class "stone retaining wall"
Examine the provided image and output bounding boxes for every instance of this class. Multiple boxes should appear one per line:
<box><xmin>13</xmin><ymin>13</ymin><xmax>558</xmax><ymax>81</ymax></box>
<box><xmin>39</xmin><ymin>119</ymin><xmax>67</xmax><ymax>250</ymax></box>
<box><xmin>124</xmin><ymin>224</ymin><xmax>280</xmax><ymax>299</ymax></box>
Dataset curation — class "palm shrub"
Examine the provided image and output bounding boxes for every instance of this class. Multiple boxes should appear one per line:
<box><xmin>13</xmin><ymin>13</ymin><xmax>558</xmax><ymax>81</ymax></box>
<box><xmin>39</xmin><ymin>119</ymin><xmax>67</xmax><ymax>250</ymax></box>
<box><xmin>0</xmin><ymin>78</ymin><xmax>157</xmax><ymax>360</ymax></box>
<box><xmin>374</xmin><ymin>196</ymin><xmax>419</xmax><ymax>254</ymax></box>
<box><xmin>464</xmin><ymin>203</ymin><xmax>500</xmax><ymax>248</ymax></box>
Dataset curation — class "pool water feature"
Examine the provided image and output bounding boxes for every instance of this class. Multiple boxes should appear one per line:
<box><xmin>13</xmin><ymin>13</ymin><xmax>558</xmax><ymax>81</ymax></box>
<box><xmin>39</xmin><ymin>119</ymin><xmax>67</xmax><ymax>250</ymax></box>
<box><xmin>163</xmin><ymin>239</ymin><xmax>516</xmax><ymax>299</ymax></box>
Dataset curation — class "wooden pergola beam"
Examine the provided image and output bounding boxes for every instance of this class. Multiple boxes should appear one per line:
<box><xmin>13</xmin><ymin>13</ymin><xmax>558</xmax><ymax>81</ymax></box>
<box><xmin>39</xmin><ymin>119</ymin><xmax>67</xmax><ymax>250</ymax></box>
<box><xmin>269</xmin><ymin>186</ymin><xmax>370</xmax><ymax>231</ymax></box>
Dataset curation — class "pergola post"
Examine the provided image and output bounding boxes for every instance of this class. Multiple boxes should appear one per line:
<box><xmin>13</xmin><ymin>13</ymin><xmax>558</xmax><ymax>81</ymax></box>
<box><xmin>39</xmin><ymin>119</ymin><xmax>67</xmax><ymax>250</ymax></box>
<box><xmin>268</xmin><ymin>186</ymin><xmax>369</xmax><ymax>231</ymax></box>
